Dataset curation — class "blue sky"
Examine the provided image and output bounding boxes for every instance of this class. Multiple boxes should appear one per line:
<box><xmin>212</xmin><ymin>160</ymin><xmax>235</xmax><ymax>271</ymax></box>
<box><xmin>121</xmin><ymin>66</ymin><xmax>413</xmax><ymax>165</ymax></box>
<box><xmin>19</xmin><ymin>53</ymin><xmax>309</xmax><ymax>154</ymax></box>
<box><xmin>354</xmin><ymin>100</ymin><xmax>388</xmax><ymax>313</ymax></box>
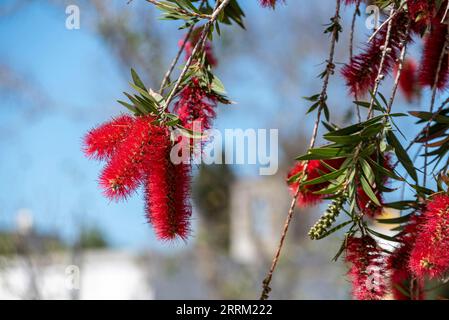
<box><xmin>0</xmin><ymin>0</ymin><xmax>291</xmax><ymax>250</ymax></box>
<box><xmin>0</xmin><ymin>0</ymin><xmax>441</xmax><ymax>250</ymax></box>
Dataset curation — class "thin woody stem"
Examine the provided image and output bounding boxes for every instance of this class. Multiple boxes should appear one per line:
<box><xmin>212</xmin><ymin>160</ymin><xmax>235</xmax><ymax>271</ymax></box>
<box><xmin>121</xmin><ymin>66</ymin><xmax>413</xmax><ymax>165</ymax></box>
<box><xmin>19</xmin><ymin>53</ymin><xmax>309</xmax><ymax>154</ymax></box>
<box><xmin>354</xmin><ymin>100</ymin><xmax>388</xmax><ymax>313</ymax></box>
<box><xmin>387</xmin><ymin>23</ymin><xmax>410</xmax><ymax>114</ymax></box>
<box><xmin>163</xmin><ymin>0</ymin><xmax>230</xmax><ymax>108</ymax></box>
<box><xmin>349</xmin><ymin>0</ymin><xmax>360</xmax><ymax>61</ymax></box>
<box><xmin>158</xmin><ymin>0</ymin><xmax>208</xmax><ymax>94</ymax></box>
<box><xmin>367</xmin><ymin>3</ymin><xmax>405</xmax><ymax>43</ymax></box>
<box><xmin>159</xmin><ymin>25</ymin><xmax>195</xmax><ymax>94</ymax></box>
<box><xmin>423</xmin><ymin>21</ymin><xmax>449</xmax><ymax>186</ymax></box>
<box><xmin>350</xmin><ymin>0</ymin><xmax>361</xmax><ymax>122</ymax></box>
<box><xmin>259</xmin><ymin>0</ymin><xmax>341</xmax><ymax>301</ymax></box>
<box><xmin>367</xmin><ymin>7</ymin><xmax>396</xmax><ymax>119</ymax></box>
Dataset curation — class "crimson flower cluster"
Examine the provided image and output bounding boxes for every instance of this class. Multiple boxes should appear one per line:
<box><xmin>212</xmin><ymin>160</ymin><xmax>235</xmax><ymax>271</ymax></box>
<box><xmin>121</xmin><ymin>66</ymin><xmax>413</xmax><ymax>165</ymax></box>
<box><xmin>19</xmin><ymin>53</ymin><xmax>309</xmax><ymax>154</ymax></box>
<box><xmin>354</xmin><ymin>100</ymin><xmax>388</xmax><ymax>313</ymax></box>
<box><xmin>409</xmin><ymin>194</ymin><xmax>449</xmax><ymax>279</ymax></box>
<box><xmin>342</xmin><ymin>0</ymin><xmax>449</xmax><ymax>101</ymax></box>
<box><xmin>84</xmin><ymin>32</ymin><xmax>220</xmax><ymax>241</ymax></box>
<box><xmin>287</xmin><ymin>155</ymin><xmax>390</xmax><ymax>217</ymax></box>
<box><xmin>345</xmin><ymin>235</ymin><xmax>388</xmax><ymax>300</ymax></box>
<box><xmin>259</xmin><ymin>0</ymin><xmax>283</xmax><ymax>9</ymax></box>
<box><xmin>179</xmin><ymin>28</ymin><xmax>217</xmax><ymax>67</ymax></box>
<box><xmin>84</xmin><ymin>115</ymin><xmax>191</xmax><ymax>241</ymax></box>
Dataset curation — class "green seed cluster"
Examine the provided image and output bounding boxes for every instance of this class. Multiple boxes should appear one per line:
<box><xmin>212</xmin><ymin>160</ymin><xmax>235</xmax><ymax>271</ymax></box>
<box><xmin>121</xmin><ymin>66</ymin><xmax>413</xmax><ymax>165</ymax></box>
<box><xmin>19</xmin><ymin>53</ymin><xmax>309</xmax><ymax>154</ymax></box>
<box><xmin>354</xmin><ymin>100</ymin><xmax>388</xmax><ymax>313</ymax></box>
<box><xmin>309</xmin><ymin>195</ymin><xmax>347</xmax><ymax>240</ymax></box>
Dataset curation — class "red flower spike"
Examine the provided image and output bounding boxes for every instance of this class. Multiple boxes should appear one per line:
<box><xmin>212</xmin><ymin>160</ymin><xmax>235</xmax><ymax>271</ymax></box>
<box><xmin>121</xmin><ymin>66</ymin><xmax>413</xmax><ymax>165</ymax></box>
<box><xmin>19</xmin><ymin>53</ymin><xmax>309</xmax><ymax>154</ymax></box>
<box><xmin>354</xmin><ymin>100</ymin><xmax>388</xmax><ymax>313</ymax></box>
<box><xmin>407</xmin><ymin>0</ymin><xmax>437</xmax><ymax>33</ymax></box>
<box><xmin>418</xmin><ymin>20</ymin><xmax>449</xmax><ymax>90</ymax></box>
<box><xmin>287</xmin><ymin>158</ymin><xmax>345</xmax><ymax>207</ymax></box>
<box><xmin>99</xmin><ymin>116</ymin><xmax>154</xmax><ymax>201</ymax></box>
<box><xmin>259</xmin><ymin>0</ymin><xmax>283</xmax><ymax>9</ymax></box>
<box><xmin>179</xmin><ymin>31</ymin><xmax>217</xmax><ymax>67</ymax></box>
<box><xmin>409</xmin><ymin>194</ymin><xmax>449</xmax><ymax>280</ymax></box>
<box><xmin>144</xmin><ymin>128</ymin><xmax>192</xmax><ymax>241</ymax></box>
<box><xmin>395</xmin><ymin>58</ymin><xmax>419</xmax><ymax>103</ymax></box>
<box><xmin>355</xmin><ymin>186</ymin><xmax>384</xmax><ymax>218</ymax></box>
<box><xmin>342</xmin><ymin>11</ymin><xmax>410</xmax><ymax>97</ymax></box>
<box><xmin>83</xmin><ymin>115</ymin><xmax>134</xmax><ymax>160</ymax></box>
<box><xmin>174</xmin><ymin>78</ymin><xmax>218</xmax><ymax>133</ymax></box>
<box><xmin>345</xmin><ymin>236</ymin><xmax>388</xmax><ymax>300</ymax></box>
<box><xmin>388</xmin><ymin>215</ymin><xmax>425</xmax><ymax>300</ymax></box>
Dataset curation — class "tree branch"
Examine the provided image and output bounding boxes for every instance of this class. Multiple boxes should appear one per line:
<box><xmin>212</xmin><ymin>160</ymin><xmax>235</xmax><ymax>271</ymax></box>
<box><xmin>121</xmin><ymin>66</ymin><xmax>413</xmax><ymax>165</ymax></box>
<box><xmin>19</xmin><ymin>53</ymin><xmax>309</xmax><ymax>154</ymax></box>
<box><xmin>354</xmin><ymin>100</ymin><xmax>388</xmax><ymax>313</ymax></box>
<box><xmin>259</xmin><ymin>0</ymin><xmax>342</xmax><ymax>301</ymax></box>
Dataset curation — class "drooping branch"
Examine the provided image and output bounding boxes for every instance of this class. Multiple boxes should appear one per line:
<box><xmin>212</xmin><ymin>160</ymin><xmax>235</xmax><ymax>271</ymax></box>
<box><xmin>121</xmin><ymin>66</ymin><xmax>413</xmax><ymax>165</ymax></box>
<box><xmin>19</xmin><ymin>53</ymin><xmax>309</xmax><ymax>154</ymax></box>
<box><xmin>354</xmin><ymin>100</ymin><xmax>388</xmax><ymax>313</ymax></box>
<box><xmin>367</xmin><ymin>7</ymin><xmax>397</xmax><ymax>118</ymax></box>
<box><xmin>163</xmin><ymin>0</ymin><xmax>231</xmax><ymax>108</ymax></box>
<box><xmin>259</xmin><ymin>0</ymin><xmax>342</xmax><ymax>301</ymax></box>
<box><xmin>423</xmin><ymin>20</ymin><xmax>449</xmax><ymax>186</ymax></box>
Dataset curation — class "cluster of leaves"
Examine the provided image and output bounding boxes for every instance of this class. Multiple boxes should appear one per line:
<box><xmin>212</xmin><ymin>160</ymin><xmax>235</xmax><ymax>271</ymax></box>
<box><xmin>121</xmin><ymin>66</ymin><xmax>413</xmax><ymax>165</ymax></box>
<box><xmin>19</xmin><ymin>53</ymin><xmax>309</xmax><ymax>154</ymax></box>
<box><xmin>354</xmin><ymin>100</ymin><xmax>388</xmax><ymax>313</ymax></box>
<box><xmin>116</xmin><ymin>0</ymin><xmax>242</xmax><ymax>138</ymax></box>
<box><xmin>294</xmin><ymin>93</ymin><xmax>416</xmax><ymax>243</ymax></box>
<box><xmin>154</xmin><ymin>0</ymin><xmax>245</xmax><ymax>30</ymax></box>
<box><xmin>411</xmin><ymin>104</ymin><xmax>449</xmax><ymax>172</ymax></box>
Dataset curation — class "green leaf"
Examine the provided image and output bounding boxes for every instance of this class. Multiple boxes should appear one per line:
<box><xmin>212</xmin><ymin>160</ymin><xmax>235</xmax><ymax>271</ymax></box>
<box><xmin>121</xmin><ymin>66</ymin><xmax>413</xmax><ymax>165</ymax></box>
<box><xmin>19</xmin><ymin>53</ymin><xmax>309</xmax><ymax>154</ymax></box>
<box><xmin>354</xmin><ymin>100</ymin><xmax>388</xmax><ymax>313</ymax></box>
<box><xmin>360</xmin><ymin>158</ymin><xmax>375</xmax><ymax>185</ymax></box>
<box><xmin>124</xmin><ymin>92</ymin><xmax>149</xmax><ymax>114</ymax></box>
<box><xmin>131</xmin><ymin>68</ymin><xmax>147</xmax><ymax>91</ymax></box>
<box><xmin>303</xmin><ymin>94</ymin><xmax>320</xmax><ymax>102</ymax></box>
<box><xmin>366</xmin><ymin>157</ymin><xmax>404</xmax><ymax>182</ymax></box>
<box><xmin>360</xmin><ymin>175</ymin><xmax>381</xmax><ymax>206</ymax></box>
<box><xmin>410</xmin><ymin>111</ymin><xmax>449</xmax><ymax>124</ymax></box>
<box><xmin>376</xmin><ymin>213</ymin><xmax>412</xmax><ymax>225</ymax></box>
<box><xmin>296</xmin><ymin>147</ymin><xmax>348</xmax><ymax>160</ymax></box>
<box><xmin>302</xmin><ymin>167</ymin><xmax>347</xmax><ymax>186</ymax></box>
<box><xmin>383</xmin><ymin>201</ymin><xmax>416</xmax><ymax>210</ymax></box>
<box><xmin>325</xmin><ymin>134</ymin><xmax>361</xmax><ymax>145</ymax></box>
<box><xmin>117</xmin><ymin>100</ymin><xmax>138</xmax><ymax>114</ymax></box>
<box><xmin>366</xmin><ymin>228</ymin><xmax>400</xmax><ymax>242</ymax></box>
<box><xmin>386</xmin><ymin>131</ymin><xmax>418</xmax><ymax>182</ymax></box>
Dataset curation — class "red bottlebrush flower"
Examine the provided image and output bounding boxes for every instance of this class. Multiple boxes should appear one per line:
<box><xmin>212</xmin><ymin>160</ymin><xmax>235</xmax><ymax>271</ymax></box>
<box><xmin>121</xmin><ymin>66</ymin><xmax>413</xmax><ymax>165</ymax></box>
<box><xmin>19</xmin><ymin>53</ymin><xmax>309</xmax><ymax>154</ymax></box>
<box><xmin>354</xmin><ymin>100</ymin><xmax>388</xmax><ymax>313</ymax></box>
<box><xmin>286</xmin><ymin>158</ymin><xmax>345</xmax><ymax>207</ymax></box>
<box><xmin>259</xmin><ymin>0</ymin><xmax>283</xmax><ymax>9</ymax></box>
<box><xmin>409</xmin><ymin>194</ymin><xmax>449</xmax><ymax>279</ymax></box>
<box><xmin>355</xmin><ymin>186</ymin><xmax>384</xmax><ymax>218</ymax></box>
<box><xmin>388</xmin><ymin>215</ymin><xmax>425</xmax><ymax>300</ymax></box>
<box><xmin>83</xmin><ymin>115</ymin><xmax>134</xmax><ymax>160</ymax></box>
<box><xmin>173</xmin><ymin>78</ymin><xmax>218</xmax><ymax>132</ymax></box>
<box><xmin>342</xmin><ymin>12</ymin><xmax>410</xmax><ymax>97</ymax></box>
<box><xmin>418</xmin><ymin>20</ymin><xmax>449</xmax><ymax>90</ymax></box>
<box><xmin>143</xmin><ymin>127</ymin><xmax>191</xmax><ymax>241</ymax></box>
<box><xmin>180</xmin><ymin>30</ymin><xmax>217</xmax><ymax>67</ymax></box>
<box><xmin>98</xmin><ymin>116</ymin><xmax>154</xmax><ymax>201</ymax></box>
<box><xmin>407</xmin><ymin>0</ymin><xmax>437</xmax><ymax>33</ymax></box>
<box><xmin>395</xmin><ymin>58</ymin><xmax>420</xmax><ymax>103</ymax></box>
<box><xmin>345</xmin><ymin>236</ymin><xmax>388</xmax><ymax>300</ymax></box>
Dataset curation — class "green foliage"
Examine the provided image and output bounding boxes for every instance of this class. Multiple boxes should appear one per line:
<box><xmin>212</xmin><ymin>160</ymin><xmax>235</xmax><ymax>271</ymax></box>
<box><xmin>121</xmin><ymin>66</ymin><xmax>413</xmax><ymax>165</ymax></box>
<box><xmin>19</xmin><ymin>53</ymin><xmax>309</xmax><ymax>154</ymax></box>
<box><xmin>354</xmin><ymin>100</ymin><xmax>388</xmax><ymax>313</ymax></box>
<box><xmin>77</xmin><ymin>228</ymin><xmax>108</xmax><ymax>249</ymax></box>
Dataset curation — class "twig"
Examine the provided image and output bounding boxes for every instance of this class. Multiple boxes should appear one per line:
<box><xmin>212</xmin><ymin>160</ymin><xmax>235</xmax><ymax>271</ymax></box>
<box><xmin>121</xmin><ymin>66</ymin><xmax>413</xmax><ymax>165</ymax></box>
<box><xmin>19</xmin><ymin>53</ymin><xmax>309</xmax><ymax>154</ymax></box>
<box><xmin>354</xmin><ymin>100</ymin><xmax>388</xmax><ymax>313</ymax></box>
<box><xmin>349</xmin><ymin>0</ymin><xmax>361</xmax><ymax>61</ymax></box>
<box><xmin>159</xmin><ymin>21</ymin><xmax>195</xmax><ymax>94</ymax></box>
<box><xmin>349</xmin><ymin>0</ymin><xmax>362</xmax><ymax>122</ymax></box>
<box><xmin>423</xmin><ymin>21</ymin><xmax>449</xmax><ymax>186</ymax></box>
<box><xmin>442</xmin><ymin>1</ymin><xmax>449</xmax><ymax>23</ymax></box>
<box><xmin>158</xmin><ymin>0</ymin><xmax>208</xmax><ymax>94</ymax></box>
<box><xmin>163</xmin><ymin>0</ymin><xmax>230</xmax><ymax>108</ymax></box>
<box><xmin>367</xmin><ymin>7</ymin><xmax>396</xmax><ymax>119</ymax></box>
<box><xmin>367</xmin><ymin>3</ymin><xmax>405</xmax><ymax>44</ymax></box>
<box><xmin>144</xmin><ymin>0</ymin><xmax>212</xmax><ymax>19</ymax></box>
<box><xmin>386</xmin><ymin>23</ymin><xmax>410</xmax><ymax>114</ymax></box>
<box><xmin>259</xmin><ymin>0</ymin><xmax>342</xmax><ymax>300</ymax></box>
<box><xmin>393</xmin><ymin>96</ymin><xmax>449</xmax><ymax>172</ymax></box>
